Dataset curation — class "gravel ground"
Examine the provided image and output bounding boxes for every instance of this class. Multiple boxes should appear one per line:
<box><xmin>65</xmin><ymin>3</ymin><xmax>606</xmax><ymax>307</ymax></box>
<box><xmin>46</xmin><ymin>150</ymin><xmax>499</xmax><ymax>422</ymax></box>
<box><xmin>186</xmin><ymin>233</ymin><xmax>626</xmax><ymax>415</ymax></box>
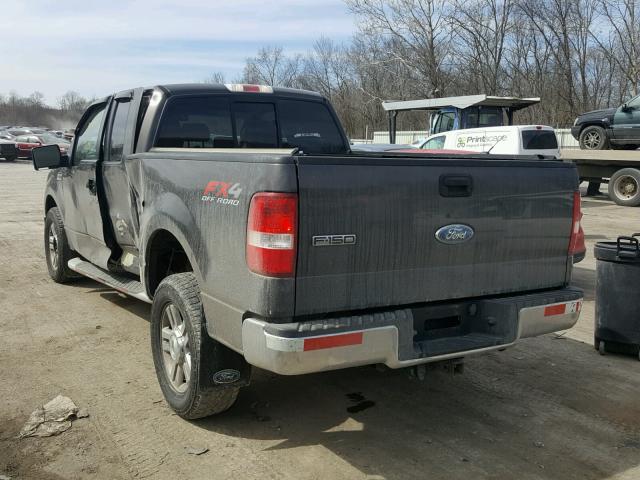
<box><xmin>1</xmin><ymin>161</ymin><xmax>639</xmax><ymax>480</ymax></box>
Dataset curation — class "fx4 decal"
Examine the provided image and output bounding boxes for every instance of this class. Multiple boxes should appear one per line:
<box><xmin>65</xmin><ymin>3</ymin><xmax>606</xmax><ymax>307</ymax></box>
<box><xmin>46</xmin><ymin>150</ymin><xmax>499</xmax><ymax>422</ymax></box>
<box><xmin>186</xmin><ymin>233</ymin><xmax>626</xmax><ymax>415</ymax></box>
<box><xmin>201</xmin><ymin>181</ymin><xmax>242</xmax><ymax>206</ymax></box>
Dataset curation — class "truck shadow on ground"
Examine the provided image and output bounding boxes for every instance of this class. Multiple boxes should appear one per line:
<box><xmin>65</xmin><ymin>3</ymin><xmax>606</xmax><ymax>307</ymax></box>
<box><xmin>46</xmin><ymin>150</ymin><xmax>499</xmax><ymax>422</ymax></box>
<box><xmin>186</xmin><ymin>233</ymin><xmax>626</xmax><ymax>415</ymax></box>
<box><xmin>194</xmin><ymin>336</ymin><xmax>640</xmax><ymax>480</ymax></box>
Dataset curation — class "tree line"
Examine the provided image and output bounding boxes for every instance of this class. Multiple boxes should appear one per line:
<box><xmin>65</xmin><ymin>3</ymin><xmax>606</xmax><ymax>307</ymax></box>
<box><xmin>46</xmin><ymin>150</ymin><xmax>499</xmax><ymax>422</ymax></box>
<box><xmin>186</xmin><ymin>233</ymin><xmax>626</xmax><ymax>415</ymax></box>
<box><xmin>235</xmin><ymin>0</ymin><xmax>639</xmax><ymax>138</ymax></box>
<box><xmin>0</xmin><ymin>91</ymin><xmax>90</xmax><ymax>129</ymax></box>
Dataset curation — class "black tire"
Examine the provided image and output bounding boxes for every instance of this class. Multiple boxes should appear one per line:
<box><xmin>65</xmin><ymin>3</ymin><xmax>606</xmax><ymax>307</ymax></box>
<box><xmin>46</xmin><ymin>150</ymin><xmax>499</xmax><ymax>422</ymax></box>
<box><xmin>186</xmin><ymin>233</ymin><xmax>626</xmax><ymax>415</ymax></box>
<box><xmin>608</xmin><ymin>168</ymin><xmax>640</xmax><ymax>207</ymax></box>
<box><xmin>4</xmin><ymin>155</ymin><xmax>17</xmax><ymax>162</ymax></box>
<box><xmin>44</xmin><ymin>207</ymin><xmax>76</xmax><ymax>283</ymax></box>
<box><xmin>151</xmin><ymin>272</ymin><xmax>247</xmax><ymax>419</ymax></box>
<box><xmin>579</xmin><ymin>125</ymin><xmax>609</xmax><ymax>150</ymax></box>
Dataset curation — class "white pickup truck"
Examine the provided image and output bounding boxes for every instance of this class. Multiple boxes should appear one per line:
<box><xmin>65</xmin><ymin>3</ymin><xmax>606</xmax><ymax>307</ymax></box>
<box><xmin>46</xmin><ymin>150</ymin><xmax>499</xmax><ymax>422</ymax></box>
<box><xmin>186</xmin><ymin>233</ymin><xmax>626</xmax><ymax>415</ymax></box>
<box><xmin>410</xmin><ymin>125</ymin><xmax>560</xmax><ymax>158</ymax></box>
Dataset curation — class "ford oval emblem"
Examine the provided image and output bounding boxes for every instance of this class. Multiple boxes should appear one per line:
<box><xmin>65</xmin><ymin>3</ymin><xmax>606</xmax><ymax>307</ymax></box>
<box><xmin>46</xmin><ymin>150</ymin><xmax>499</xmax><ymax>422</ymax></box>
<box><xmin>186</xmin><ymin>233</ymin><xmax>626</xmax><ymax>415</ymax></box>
<box><xmin>435</xmin><ymin>224</ymin><xmax>474</xmax><ymax>244</ymax></box>
<box><xmin>212</xmin><ymin>369</ymin><xmax>241</xmax><ymax>385</ymax></box>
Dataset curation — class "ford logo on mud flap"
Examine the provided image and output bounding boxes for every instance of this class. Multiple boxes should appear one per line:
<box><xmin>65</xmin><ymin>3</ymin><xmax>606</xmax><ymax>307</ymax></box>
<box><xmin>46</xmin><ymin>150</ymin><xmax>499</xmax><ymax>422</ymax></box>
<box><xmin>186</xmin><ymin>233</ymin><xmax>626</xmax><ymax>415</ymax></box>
<box><xmin>212</xmin><ymin>369</ymin><xmax>241</xmax><ymax>385</ymax></box>
<box><xmin>435</xmin><ymin>224</ymin><xmax>474</xmax><ymax>244</ymax></box>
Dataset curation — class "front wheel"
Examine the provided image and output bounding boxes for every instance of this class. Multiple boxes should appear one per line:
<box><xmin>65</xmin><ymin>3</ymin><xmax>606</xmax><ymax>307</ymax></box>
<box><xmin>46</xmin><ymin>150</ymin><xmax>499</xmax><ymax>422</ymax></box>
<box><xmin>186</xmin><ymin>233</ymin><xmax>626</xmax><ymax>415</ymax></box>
<box><xmin>3</xmin><ymin>155</ymin><xmax>17</xmax><ymax>162</ymax></box>
<box><xmin>151</xmin><ymin>272</ymin><xmax>249</xmax><ymax>419</ymax></box>
<box><xmin>608</xmin><ymin>168</ymin><xmax>640</xmax><ymax>207</ymax></box>
<box><xmin>44</xmin><ymin>207</ymin><xmax>76</xmax><ymax>283</ymax></box>
<box><xmin>579</xmin><ymin>126</ymin><xmax>609</xmax><ymax>150</ymax></box>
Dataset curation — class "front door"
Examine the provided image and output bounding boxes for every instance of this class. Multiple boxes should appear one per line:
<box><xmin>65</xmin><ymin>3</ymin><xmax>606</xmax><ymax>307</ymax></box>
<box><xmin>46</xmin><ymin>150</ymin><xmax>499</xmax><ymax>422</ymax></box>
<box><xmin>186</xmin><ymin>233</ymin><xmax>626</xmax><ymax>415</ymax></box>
<box><xmin>612</xmin><ymin>94</ymin><xmax>640</xmax><ymax>143</ymax></box>
<box><xmin>62</xmin><ymin>101</ymin><xmax>112</xmax><ymax>268</ymax></box>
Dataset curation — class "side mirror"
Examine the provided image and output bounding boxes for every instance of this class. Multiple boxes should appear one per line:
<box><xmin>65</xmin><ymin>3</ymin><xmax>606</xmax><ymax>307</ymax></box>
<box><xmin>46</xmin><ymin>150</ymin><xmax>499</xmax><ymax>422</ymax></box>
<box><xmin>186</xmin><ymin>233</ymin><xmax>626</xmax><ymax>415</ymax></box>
<box><xmin>622</xmin><ymin>103</ymin><xmax>631</xmax><ymax>112</ymax></box>
<box><xmin>32</xmin><ymin>144</ymin><xmax>67</xmax><ymax>170</ymax></box>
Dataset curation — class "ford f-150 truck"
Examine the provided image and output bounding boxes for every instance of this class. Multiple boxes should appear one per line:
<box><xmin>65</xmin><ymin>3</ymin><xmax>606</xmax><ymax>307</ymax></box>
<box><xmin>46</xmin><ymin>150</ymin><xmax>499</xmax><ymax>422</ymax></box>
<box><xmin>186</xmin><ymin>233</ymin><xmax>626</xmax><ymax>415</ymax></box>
<box><xmin>32</xmin><ymin>83</ymin><xmax>584</xmax><ymax>419</ymax></box>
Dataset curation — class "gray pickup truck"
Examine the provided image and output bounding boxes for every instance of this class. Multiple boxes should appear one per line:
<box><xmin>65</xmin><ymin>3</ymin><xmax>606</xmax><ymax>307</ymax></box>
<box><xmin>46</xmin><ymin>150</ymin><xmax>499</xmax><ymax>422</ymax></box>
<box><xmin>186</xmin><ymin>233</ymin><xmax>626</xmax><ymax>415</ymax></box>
<box><xmin>32</xmin><ymin>83</ymin><xmax>584</xmax><ymax>419</ymax></box>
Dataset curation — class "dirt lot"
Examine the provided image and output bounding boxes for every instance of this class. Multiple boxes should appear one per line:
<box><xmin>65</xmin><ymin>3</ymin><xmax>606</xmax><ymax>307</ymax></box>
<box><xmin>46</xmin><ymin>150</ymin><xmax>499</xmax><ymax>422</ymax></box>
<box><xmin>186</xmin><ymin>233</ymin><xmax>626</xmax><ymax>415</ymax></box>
<box><xmin>1</xmin><ymin>160</ymin><xmax>639</xmax><ymax>480</ymax></box>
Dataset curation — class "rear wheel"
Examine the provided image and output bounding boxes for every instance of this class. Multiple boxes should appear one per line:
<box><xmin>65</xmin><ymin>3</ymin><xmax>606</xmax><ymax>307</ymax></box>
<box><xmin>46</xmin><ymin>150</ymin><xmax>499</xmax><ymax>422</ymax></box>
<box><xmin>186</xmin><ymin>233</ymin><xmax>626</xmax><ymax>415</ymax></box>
<box><xmin>44</xmin><ymin>207</ymin><xmax>76</xmax><ymax>283</ymax></box>
<box><xmin>151</xmin><ymin>272</ymin><xmax>247</xmax><ymax>419</ymax></box>
<box><xmin>608</xmin><ymin>168</ymin><xmax>640</xmax><ymax>206</ymax></box>
<box><xmin>579</xmin><ymin>126</ymin><xmax>609</xmax><ymax>150</ymax></box>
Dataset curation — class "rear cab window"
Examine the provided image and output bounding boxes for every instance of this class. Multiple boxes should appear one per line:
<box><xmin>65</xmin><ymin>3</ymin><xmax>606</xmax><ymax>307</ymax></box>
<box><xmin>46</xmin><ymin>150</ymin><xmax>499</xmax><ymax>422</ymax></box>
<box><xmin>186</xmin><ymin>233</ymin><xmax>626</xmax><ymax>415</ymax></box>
<box><xmin>153</xmin><ymin>94</ymin><xmax>347</xmax><ymax>154</ymax></box>
<box><xmin>521</xmin><ymin>130</ymin><xmax>558</xmax><ymax>150</ymax></box>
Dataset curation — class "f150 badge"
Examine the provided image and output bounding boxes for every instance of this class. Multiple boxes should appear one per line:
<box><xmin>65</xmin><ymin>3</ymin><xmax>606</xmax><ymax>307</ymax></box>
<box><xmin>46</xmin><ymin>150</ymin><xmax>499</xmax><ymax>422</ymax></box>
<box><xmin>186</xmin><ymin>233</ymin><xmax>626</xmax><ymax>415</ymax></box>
<box><xmin>435</xmin><ymin>224</ymin><xmax>474</xmax><ymax>244</ymax></box>
<box><xmin>312</xmin><ymin>234</ymin><xmax>357</xmax><ymax>247</ymax></box>
<box><xmin>201</xmin><ymin>181</ymin><xmax>242</xmax><ymax>206</ymax></box>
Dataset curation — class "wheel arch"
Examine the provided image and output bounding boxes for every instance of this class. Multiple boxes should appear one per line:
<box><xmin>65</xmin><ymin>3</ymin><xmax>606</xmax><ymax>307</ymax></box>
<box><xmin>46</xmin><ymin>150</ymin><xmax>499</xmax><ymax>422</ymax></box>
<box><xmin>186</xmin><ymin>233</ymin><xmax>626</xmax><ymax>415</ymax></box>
<box><xmin>144</xmin><ymin>227</ymin><xmax>204</xmax><ymax>298</ymax></box>
<box><xmin>45</xmin><ymin>194</ymin><xmax>57</xmax><ymax>213</ymax></box>
<box><xmin>578</xmin><ymin>121</ymin><xmax>608</xmax><ymax>134</ymax></box>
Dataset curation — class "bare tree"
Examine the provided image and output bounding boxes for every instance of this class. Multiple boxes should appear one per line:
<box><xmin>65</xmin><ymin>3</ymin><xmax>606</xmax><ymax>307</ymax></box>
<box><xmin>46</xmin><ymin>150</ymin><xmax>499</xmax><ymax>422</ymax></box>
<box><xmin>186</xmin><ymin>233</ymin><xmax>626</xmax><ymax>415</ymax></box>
<box><xmin>58</xmin><ymin>91</ymin><xmax>88</xmax><ymax>116</ymax></box>
<box><xmin>594</xmin><ymin>0</ymin><xmax>640</xmax><ymax>97</ymax></box>
<box><xmin>346</xmin><ymin>0</ymin><xmax>454</xmax><ymax>96</ymax></box>
<box><xmin>203</xmin><ymin>72</ymin><xmax>226</xmax><ymax>84</ymax></box>
<box><xmin>243</xmin><ymin>46</ymin><xmax>301</xmax><ymax>87</ymax></box>
<box><xmin>450</xmin><ymin>0</ymin><xmax>514</xmax><ymax>94</ymax></box>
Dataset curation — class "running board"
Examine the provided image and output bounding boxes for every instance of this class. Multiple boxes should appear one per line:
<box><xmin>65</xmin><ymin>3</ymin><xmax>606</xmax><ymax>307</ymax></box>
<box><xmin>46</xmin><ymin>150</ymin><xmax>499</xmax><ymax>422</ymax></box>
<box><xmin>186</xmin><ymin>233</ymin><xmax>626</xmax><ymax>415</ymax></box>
<box><xmin>68</xmin><ymin>258</ymin><xmax>151</xmax><ymax>303</ymax></box>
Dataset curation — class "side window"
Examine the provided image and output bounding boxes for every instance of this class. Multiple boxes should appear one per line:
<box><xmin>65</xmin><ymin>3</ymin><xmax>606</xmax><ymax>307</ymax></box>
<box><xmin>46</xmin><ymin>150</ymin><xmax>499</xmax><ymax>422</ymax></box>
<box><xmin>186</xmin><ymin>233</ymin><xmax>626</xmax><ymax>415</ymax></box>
<box><xmin>108</xmin><ymin>100</ymin><xmax>131</xmax><ymax>163</ymax></box>
<box><xmin>464</xmin><ymin>107</ymin><xmax>479</xmax><ymax>129</ymax></box>
<box><xmin>233</xmin><ymin>102</ymin><xmax>278</xmax><ymax>148</ymax></box>
<box><xmin>423</xmin><ymin>135</ymin><xmax>445</xmax><ymax>149</ymax></box>
<box><xmin>434</xmin><ymin>112</ymin><xmax>455</xmax><ymax>134</ymax></box>
<box><xmin>74</xmin><ymin>105</ymin><xmax>107</xmax><ymax>164</ymax></box>
<box><xmin>478</xmin><ymin>107</ymin><xmax>503</xmax><ymax>127</ymax></box>
<box><xmin>155</xmin><ymin>96</ymin><xmax>233</xmax><ymax>148</ymax></box>
<box><xmin>627</xmin><ymin>95</ymin><xmax>640</xmax><ymax>109</ymax></box>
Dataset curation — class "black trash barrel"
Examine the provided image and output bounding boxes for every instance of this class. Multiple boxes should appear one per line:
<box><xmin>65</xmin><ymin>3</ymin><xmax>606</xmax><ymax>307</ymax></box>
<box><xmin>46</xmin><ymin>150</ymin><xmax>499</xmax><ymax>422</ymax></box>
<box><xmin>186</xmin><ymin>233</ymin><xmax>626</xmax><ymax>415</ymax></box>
<box><xmin>594</xmin><ymin>235</ymin><xmax>640</xmax><ymax>359</ymax></box>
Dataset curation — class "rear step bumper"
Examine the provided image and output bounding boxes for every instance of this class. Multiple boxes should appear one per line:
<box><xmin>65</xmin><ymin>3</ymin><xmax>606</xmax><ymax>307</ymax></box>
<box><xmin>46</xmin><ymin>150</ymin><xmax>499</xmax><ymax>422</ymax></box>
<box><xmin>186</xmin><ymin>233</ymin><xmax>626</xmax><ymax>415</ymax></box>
<box><xmin>241</xmin><ymin>287</ymin><xmax>583</xmax><ymax>375</ymax></box>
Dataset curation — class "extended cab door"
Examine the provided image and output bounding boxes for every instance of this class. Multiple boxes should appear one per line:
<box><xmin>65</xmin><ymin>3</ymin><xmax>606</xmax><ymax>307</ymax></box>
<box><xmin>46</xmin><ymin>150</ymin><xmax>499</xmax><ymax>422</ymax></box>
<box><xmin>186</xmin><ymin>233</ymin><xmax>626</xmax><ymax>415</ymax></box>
<box><xmin>62</xmin><ymin>100</ymin><xmax>112</xmax><ymax>269</ymax></box>
<box><xmin>101</xmin><ymin>89</ymin><xmax>145</xmax><ymax>272</ymax></box>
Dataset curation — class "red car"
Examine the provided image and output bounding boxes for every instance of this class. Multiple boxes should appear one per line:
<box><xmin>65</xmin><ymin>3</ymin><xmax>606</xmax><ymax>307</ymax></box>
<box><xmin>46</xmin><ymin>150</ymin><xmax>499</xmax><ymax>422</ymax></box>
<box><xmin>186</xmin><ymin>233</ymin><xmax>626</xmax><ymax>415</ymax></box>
<box><xmin>15</xmin><ymin>133</ymin><xmax>69</xmax><ymax>159</ymax></box>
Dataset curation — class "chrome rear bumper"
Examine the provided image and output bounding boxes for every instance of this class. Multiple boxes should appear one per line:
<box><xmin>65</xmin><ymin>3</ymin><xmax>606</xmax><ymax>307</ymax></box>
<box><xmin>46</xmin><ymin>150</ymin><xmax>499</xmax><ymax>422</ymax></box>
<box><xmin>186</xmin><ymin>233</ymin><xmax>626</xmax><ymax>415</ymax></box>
<box><xmin>242</xmin><ymin>287</ymin><xmax>583</xmax><ymax>375</ymax></box>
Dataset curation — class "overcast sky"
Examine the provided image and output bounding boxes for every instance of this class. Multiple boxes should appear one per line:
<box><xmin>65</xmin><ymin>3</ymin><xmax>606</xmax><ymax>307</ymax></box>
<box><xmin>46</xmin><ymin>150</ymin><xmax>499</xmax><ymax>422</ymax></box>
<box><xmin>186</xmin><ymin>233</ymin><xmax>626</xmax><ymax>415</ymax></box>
<box><xmin>0</xmin><ymin>0</ymin><xmax>356</xmax><ymax>105</ymax></box>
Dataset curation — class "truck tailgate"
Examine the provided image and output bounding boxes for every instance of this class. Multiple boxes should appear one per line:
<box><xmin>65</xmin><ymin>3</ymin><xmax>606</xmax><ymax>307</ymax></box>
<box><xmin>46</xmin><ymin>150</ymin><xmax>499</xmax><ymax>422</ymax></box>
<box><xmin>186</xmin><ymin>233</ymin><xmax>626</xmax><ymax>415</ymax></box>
<box><xmin>294</xmin><ymin>155</ymin><xmax>577</xmax><ymax>316</ymax></box>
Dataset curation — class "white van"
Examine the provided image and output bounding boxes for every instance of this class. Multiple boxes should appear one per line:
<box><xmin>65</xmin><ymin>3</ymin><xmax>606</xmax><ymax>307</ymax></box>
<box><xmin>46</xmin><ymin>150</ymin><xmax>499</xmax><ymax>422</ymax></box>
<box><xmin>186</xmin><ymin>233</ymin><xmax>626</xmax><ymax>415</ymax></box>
<box><xmin>411</xmin><ymin>125</ymin><xmax>560</xmax><ymax>158</ymax></box>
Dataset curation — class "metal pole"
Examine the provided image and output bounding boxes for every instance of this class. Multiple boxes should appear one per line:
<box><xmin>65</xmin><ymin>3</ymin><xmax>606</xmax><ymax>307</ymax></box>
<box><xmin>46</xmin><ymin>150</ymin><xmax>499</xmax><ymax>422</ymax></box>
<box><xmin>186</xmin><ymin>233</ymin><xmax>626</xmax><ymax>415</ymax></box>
<box><xmin>388</xmin><ymin>111</ymin><xmax>397</xmax><ymax>144</ymax></box>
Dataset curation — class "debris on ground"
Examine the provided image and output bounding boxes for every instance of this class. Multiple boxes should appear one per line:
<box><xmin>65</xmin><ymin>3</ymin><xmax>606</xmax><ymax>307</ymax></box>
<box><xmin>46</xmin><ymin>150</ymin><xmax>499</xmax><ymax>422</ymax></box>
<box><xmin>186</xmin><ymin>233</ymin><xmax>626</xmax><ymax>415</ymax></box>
<box><xmin>19</xmin><ymin>395</ymin><xmax>86</xmax><ymax>438</ymax></box>
<box><xmin>534</xmin><ymin>441</ymin><xmax>545</xmax><ymax>448</ymax></box>
<box><xmin>184</xmin><ymin>446</ymin><xmax>209</xmax><ymax>455</ymax></box>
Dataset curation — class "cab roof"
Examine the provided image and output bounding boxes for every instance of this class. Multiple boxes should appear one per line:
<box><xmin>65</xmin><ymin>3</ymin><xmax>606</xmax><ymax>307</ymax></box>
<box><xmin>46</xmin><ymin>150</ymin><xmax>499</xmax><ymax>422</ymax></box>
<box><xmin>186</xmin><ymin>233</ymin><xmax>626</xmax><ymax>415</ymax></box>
<box><xmin>156</xmin><ymin>83</ymin><xmax>323</xmax><ymax>100</ymax></box>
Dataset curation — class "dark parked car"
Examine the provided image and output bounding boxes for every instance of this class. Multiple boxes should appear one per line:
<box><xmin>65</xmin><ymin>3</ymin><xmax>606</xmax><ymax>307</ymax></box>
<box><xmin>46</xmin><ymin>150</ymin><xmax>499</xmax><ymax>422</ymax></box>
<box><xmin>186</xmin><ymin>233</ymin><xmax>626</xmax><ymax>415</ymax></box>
<box><xmin>571</xmin><ymin>94</ymin><xmax>640</xmax><ymax>150</ymax></box>
<box><xmin>0</xmin><ymin>135</ymin><xmax>18</xmax><ymax>162</ymax></box>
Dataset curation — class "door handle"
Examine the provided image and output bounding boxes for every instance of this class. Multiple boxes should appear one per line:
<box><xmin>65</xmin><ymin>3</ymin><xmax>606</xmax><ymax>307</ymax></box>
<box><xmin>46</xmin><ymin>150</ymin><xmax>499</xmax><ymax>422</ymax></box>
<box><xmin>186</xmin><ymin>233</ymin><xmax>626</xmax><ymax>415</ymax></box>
<box><xmin>439</xmin><ymin>174</ymin><xmax>473</xmax><ymax>197</ymax></box>
<box><xmin>86</xmin><ymin>178</ymin><xmax>97</xmax><ymax>195</ymax></box>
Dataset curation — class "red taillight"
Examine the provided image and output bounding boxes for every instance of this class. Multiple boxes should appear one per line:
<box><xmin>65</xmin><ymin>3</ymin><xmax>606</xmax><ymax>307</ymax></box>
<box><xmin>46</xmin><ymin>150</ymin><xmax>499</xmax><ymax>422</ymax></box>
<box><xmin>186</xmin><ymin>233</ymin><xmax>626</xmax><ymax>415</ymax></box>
<box><xmin>569</xmin><ymin>191</ymin><xmax>585</xmax><ymax>257</ymax></box>
<box><xmin>247</xmin><ymin>192</ymin><xmax>297</xmax><ymax>277</ymax></box>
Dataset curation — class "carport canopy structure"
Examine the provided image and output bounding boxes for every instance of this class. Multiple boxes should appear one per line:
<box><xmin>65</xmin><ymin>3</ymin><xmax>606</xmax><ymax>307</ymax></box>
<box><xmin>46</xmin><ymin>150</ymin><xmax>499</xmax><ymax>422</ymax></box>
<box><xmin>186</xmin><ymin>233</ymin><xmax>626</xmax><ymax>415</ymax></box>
<box><xmin>382</xmin><ymin>94</ymin><xmax>541</xmax><ymax>143</ymax></box>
